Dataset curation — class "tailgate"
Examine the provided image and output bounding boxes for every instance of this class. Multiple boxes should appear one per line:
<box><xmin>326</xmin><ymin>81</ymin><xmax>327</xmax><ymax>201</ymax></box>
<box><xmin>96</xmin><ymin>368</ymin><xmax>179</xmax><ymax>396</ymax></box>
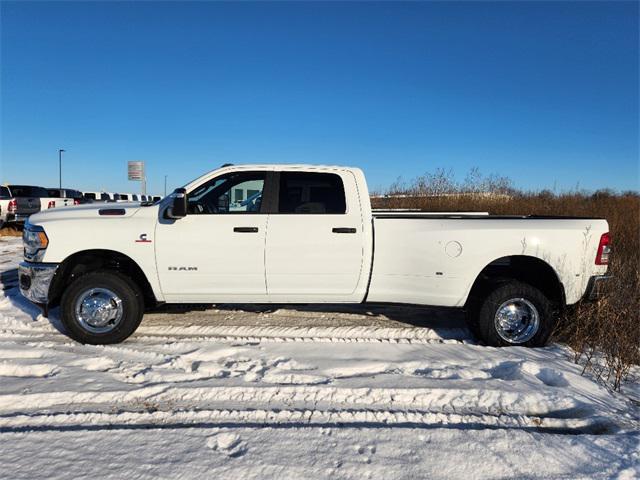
<box><xmin>16</xmin><ymin>197</ymin><xmax>41</xmax><ymax>215</ymax></box>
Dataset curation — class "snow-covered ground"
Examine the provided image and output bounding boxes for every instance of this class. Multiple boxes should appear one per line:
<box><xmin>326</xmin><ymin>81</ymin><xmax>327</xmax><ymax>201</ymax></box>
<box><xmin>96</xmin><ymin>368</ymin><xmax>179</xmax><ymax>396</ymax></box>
<box><xmin>0</xmin><ymin>236</ymin><xmax>638</xmax><ymax>479</ymax></box>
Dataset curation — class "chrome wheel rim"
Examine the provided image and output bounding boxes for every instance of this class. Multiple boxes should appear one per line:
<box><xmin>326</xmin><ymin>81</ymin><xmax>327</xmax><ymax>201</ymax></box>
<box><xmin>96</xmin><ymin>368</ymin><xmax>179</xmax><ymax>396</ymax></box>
<box><xmin>494</xmin><ymin>297</ymin><xmax>540</xmax><ymax>344</ymax></box>
<box><xmin>74</xmin><ymin>287</ymin><xmax>123</xmax><ymax>334</ymax></box>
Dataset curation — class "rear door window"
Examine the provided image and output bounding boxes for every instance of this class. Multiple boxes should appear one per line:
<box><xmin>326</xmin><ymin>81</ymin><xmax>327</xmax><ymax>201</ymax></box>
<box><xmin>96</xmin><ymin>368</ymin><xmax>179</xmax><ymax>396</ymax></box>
<box><xmin>0</xmin><ymin>186</ymin><xmax>10</xmax><ymax>198</ymax></box>
<box><xmin>277</xmin><ymin>172</ymin><xmax>346</xmax><ymax>214</ymax></box>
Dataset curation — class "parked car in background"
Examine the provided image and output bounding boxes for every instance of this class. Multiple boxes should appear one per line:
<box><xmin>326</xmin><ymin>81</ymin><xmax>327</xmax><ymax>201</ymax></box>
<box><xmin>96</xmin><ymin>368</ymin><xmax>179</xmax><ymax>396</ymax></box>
<box><xmin>46</xmin><ymin>188</ymin><xmax>87</xmax><ymax>206</ymax></box>
<box><xmin>82</xmin><ymin>192</ymin><xmax>113</xmax><ymax>203</ymax></box>
<box><xmin>114</xmin><ymin>193</ymin><xmax>141</xmax><ymax>202</ymax></box>
<box><xmin>36</xmin><ymin>189</ymin><xmax>72</xmax><ymax>210</ymax></box>
<box><xmin>4</xmin><ymin>185</ymin><xmax>45</xmax><ymax>223</ymax></box>
<box><xmin>152</xmin><ymin>195</ymin><xmax>162</xmax><ymax>202</ymax></box>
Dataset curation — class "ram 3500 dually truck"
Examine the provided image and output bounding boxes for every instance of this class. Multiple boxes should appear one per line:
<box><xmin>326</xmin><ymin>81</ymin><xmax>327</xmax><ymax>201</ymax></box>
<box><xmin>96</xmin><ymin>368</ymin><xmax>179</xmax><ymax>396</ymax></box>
<box><xmin>19</xmin><ymin>164</ymin><xmax>611</xmax><ymax>347</ymax></box>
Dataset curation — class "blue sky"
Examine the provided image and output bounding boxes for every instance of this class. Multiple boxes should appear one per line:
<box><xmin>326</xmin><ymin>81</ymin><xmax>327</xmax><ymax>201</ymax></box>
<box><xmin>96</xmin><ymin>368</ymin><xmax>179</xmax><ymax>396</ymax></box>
<box><xmin>1</xmin><ymin>1</ymin><xmax>638</xmax><ymax>194</ymax></box>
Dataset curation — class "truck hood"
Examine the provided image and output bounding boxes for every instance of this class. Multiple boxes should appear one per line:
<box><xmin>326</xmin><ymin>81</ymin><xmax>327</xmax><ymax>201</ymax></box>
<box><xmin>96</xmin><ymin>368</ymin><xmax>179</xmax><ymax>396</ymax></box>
<box><xmin>28</xmin><ymin>202</ymin><xmax>143</xmax><ymax>224</ymax></box>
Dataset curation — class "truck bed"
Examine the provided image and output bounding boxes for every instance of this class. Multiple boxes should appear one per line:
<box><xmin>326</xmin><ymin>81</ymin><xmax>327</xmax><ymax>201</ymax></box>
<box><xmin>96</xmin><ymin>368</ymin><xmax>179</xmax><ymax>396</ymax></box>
<box><xmin>366</xmin><ymin>214</ymin><xmax>609</xmax><ymax>307</ymax></box>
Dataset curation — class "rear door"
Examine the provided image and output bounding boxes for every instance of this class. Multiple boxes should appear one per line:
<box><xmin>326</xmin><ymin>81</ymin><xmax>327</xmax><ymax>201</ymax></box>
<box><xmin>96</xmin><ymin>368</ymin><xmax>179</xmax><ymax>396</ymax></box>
<box><xmin>264</xmin><ymin>170</ymin><xmax>366</xmax><ymax>301</ymax></box>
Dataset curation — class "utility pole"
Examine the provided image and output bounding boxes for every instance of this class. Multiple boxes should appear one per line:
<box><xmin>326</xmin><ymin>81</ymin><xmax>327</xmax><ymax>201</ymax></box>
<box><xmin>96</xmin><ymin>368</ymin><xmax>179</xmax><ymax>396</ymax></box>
<box><xmin>164</xmin><ymin>175</ymin><xmax>168</xmax><ymax>196</ymax></box>
<box><xmin>58</xmin><ymin>149</ymin><xmax>65</xmax><ymax>190</ymax></box>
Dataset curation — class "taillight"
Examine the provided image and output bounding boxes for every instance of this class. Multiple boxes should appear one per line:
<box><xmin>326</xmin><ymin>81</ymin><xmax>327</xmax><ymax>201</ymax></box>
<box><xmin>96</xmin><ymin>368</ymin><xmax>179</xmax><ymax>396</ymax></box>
<box><xmin>8</xmin><ymin>199</ymin><xmax>16</xmax><ymax>213</ymax></box>
<box><xmin>47</xmin><ymin>201</ymin><xmax>55</xmax><ymax>209</ymax></box>
<box><xmin>73</xmin><ymin>199</ymin><xmax>80</xmax><ymax>205</ymax></box>
<box><xmin>595</xmin><ymin>232</ymin><xmax>611</xmax><ymax>265</ymax></box>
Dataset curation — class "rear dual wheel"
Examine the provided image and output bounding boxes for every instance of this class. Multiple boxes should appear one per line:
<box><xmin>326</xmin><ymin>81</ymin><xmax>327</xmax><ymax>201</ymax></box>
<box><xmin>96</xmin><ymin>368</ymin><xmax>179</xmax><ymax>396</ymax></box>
<box><xmin>60</xmin><ymin>270</ymin><xmax>144</xmax><ymax>345</ymax></box>
<box><xmin>467</xmin><ymin>281</ymin><xmax>556</xmax><ymax>347</ymax></box>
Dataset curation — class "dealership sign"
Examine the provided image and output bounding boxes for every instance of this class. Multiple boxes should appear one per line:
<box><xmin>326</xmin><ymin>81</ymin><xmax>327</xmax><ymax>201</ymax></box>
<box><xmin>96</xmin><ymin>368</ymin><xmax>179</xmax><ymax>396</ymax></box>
<box><xmin>128</xmin><ymin>161</ymin><xmax>145</xmax><ymax>181</ymax></box>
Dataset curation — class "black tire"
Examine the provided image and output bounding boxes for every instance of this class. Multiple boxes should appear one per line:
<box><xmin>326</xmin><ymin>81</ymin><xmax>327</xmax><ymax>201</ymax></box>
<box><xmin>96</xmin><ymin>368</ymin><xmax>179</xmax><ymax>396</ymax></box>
<box><xmin>60</xmin><ymin>270</ymin><xmax>144</xmax><ymax>344</ymax></box>
<box><xmin>473</xmin><ymin>281</ymin><xmax>556</xmax><ymax>347</ymax></box>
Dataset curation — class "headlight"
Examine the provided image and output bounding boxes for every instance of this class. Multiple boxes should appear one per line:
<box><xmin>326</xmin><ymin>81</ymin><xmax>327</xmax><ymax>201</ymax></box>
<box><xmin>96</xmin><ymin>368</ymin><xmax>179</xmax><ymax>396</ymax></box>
<box><xmin>23</xmin><ymin>223</ymin><xmax>49</xmax><ymax>262</ymax></box>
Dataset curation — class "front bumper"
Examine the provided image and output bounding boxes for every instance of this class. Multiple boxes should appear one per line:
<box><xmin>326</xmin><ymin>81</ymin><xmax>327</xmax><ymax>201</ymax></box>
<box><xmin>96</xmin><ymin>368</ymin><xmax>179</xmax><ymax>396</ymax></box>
<box><xmin>585</xmin><ymin>275</ymin><xmax>611</xmax><ymax>301</ymax></box>
<box><xmin>18</xmin><ymin>262</ymin><xmax>59</xmax><ymax>304</ymax></box>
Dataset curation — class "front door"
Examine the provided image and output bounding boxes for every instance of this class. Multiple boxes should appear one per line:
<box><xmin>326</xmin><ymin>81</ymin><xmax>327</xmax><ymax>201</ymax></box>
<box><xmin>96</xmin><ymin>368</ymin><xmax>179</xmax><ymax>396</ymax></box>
<box><xmin>155</xmin><ymin>171</ymin><xmax>269</xmax><ymax>302</ymax></box>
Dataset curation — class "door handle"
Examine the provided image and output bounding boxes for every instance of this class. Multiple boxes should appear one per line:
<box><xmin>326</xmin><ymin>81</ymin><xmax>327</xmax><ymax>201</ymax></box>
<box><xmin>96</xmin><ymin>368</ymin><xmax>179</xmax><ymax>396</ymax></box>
<box><xmin>332</xmin><ymin>227</ymin><xmax>357</xmax><ymax>234</ymax></box>
<box><xmin>234</xmin><ymin>227</ymin><xmax>259</xmax><ymax>233</ymax></box>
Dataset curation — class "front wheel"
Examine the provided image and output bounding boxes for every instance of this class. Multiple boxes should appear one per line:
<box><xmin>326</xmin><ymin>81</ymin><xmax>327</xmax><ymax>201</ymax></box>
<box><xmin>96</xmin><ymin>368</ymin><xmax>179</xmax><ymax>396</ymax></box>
<box><xmin>60</xmin><ymin>270</ymin><xmax>144</xmax><ymax>344</ymax></box>
<box><xmin>474</xmin><ymin>281</ymin><xmax>556</xmax><ymax>347</ymax></box>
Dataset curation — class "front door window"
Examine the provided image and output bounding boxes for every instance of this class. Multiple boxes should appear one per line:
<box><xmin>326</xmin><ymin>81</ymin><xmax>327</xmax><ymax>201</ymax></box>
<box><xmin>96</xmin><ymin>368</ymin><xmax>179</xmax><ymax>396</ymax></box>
<box><xmin>188</xmin><ymin>173</ymin><xmax>265</xmax><ymax>214</ymax></box>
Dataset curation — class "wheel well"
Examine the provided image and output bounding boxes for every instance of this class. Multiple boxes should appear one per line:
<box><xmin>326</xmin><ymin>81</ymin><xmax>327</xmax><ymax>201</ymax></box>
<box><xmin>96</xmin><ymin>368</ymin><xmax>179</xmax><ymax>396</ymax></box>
<box><xmin>465</xmin><ymin>256</ymin><xmax>565</xmax><ymax>309</ymax></box>
<box><xmin>48</xmin><ymin>250</ymin><xmax>157</xmax><ymax>309</ymax></box>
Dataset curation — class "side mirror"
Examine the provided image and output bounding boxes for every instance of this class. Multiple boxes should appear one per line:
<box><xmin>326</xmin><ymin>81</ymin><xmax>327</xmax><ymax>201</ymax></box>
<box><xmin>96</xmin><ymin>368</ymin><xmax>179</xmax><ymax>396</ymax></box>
<box><xmin>167</xmin><ymin>188</ymin><xmax>187</xmax><ymax>218</ymax></box>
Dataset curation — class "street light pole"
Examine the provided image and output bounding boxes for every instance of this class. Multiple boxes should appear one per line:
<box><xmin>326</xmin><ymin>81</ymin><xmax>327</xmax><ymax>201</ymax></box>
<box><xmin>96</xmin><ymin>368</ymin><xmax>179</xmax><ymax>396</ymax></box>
<box><xmin>58</xmin><ymin>149</ymin><xmax>65</xmax><ymax>190</ymax></box>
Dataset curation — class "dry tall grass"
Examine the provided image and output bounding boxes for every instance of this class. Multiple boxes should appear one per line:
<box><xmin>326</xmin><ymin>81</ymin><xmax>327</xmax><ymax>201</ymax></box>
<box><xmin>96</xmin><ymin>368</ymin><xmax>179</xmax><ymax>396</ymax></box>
<box><xmin>374</xmin><ymin>185</ymin><xmax>639</xmax><ymax>391</ymax></box>
<box><xmin>0</xmin><ymin>226</ymin><xmax>22</xmax><ymax>237</ymax></box>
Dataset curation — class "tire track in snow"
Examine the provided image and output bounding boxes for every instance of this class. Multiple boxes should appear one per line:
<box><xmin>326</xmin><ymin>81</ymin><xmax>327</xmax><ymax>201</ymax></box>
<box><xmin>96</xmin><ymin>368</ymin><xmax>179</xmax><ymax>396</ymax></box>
<box><xmin>0</xmin><ymin>324</ymin><xmax>471</xmax><ymax>345</ymax></box>
<box><xmin>0</xmin><ymin>407</ymin><xmax>617</xmax><ymax>435</ymax></box>
<box><xmin>0</xmin><ymin>312</ymin><xmax>470</xmax><ymax>345</ymax></box>
<box><xmin>0</xmin><ymin>385</ymin><xmax>595</xmax><ymax>419</ymax></box>
<box><xmin>133</xmin><ymin>324</ymin><xmax>471</xmax><ymax>344</ymax></box>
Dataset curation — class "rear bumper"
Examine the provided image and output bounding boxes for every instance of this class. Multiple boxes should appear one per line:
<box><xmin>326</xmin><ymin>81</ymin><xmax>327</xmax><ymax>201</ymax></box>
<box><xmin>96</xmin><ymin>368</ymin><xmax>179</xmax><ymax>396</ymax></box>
<box><xmin>18</xmin><ymin>262</ymin><xmax>59</xmax><ymax>304</ymax></box>
<box><xmin>584</xmin><ymin>275</ymin><xmax>611</xmax><ymax>301</ymax></box>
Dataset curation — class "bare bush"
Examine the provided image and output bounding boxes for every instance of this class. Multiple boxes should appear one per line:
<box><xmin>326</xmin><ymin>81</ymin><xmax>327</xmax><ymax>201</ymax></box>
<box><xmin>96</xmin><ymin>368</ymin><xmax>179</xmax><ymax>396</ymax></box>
<box><xmin>379</xmin><ymin>167</ymin><xmax>514</xmax><ymax>198</ymax></box>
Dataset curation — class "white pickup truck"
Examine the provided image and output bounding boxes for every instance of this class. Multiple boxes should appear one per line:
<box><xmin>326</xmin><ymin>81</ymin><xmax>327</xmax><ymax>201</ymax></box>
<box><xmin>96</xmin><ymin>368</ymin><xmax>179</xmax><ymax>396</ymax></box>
<box><xmin>18</xmin><ymin>164</ymin><xmax>610</xmax><ymax>347</ymax></box>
